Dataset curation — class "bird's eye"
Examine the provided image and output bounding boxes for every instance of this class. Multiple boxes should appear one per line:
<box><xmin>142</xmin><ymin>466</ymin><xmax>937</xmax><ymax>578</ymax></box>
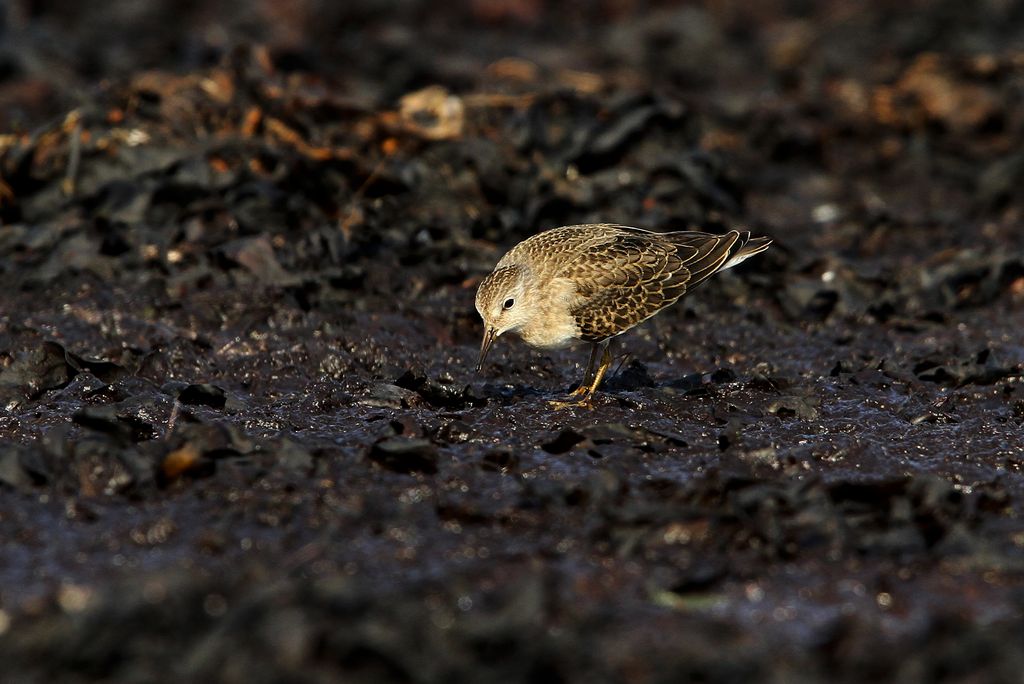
<box><xmin>503</xmin><ymin>298</ymin><xmax>515</xmax><ymax>310</ymax></box>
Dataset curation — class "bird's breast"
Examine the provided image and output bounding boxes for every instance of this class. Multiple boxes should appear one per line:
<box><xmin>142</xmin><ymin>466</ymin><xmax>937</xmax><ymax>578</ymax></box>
<box><xmin>514</xmin><ymin>277</ymin><xmax>581</xmax><ymax>349</ymax></box>
<box><xmin>517</xmin><ymin>320</ymin><xmax>579</xmax><ymax>349</ymax></box>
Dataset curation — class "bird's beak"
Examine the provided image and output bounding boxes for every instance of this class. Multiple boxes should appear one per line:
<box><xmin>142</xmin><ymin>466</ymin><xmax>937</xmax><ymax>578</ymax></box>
<box><xmin>477</xmin><ymin>327</ymin><xmax>496</xmax><ymax>372</ymax></box>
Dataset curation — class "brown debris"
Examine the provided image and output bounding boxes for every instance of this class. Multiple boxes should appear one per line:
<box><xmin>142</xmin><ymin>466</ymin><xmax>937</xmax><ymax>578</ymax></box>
<box><xmin>872</xmin><ymin>53</ymin><xmax>999</xmax><ymax>131</ymax></box>
<box><xmin>264</xmin><ymin>116</ymin><xmax>354</xmax><ymax>161</ymax></box>
<box><xmin>398</xmin><ymin>85</ymin><xmax>466</xmax><ymax>140</ymax></box>
<box><xmin>161</xmin><ymin>443</ymin><xmax>202</xmax><ymax>480</ymax></box>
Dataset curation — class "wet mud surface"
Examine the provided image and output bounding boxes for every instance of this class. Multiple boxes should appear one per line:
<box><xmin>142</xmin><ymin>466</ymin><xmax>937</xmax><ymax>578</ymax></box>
<box><xmin>2</xmin><ymin>1</ymin><xmax>1024</xmax><ymax>681</ymax></box>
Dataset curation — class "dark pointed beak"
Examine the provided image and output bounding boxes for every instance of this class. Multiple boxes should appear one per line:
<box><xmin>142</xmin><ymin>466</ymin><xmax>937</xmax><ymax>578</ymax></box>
<box><xmin>476</xmin><ymin>327</ymin><xmax>496</xmax><ymax>373</ymax></box>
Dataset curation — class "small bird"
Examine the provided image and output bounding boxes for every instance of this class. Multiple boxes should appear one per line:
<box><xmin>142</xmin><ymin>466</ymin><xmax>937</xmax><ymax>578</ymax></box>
<box><xmin>475</xmin><ymin>224</ymin><xmax>771</xmax><ymax>407</ymax></box>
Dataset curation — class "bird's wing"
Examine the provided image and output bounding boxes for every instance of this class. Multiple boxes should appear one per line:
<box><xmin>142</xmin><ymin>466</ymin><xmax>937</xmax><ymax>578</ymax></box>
<box><xmin>561</xmin><ymin>229</ymin><xmax>741</xmax><ymax>342</ymax></box>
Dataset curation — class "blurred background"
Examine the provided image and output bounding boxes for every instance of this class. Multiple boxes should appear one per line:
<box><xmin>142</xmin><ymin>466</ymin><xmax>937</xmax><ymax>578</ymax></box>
<box><xmin>5</xmin><ymin>0</ymin><xmax>1024</xmax><ymax>128</ymax></box>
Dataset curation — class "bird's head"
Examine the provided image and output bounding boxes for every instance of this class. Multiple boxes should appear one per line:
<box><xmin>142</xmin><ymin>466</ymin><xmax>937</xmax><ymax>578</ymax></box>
<box><xmin>474</xmin><ymin>265</ymin><xmax>535</xmax><ymax>371</ymax></box>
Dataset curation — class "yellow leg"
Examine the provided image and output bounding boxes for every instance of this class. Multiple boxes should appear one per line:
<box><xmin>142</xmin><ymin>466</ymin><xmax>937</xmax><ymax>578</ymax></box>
<box><xmin>567</xmin><ymin>344</ymin><xmax>599</xmax><ymax>397</ymax></box>
<box><xmin>586</xmin><ymin>345</ymin><xmax>613</xmax><ymax>397</ymax></box>
<box><xmin>550</xmin><ymin>342</ymin><xmax>611</xmax><ymax>409</ymax></box>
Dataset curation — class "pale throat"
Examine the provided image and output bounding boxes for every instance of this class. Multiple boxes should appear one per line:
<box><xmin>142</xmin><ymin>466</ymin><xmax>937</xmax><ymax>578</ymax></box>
<box><xmin>511</xmin><ymin>277</ymin><xmax>580</xmax><ymax>350</ymax></box>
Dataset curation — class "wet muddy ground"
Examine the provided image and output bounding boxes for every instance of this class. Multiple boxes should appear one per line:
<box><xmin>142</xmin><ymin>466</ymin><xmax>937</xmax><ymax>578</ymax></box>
<box><xmin>2</xmin><ymin>1</ymin><xmax>1024</xmax><ymax>681</ymax></box>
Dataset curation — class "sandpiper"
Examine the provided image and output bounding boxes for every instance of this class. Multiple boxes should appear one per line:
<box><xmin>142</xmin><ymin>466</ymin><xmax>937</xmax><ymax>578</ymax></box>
<box><xmin>475</xmin><ymin>224</ymin><xmax>771</xmax><ymax>407</ymax></box>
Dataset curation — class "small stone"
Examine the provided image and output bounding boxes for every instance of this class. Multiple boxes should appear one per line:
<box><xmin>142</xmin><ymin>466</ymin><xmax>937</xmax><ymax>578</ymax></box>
<box><xmin>359</xmin><ymin>383</ymin><xmax>420</xmax><ymax>409</ymax></box>
<box><xmin>369</xmin><ymin>438</ymin><xmax>438</xmax><ymax>474</ymax></box>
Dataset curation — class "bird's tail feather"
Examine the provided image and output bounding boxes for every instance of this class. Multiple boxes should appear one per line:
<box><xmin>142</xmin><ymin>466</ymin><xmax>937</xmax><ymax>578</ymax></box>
<box><xmin>723</xmin><ymin>231</ymin><xmax>772</xmax><ymax>270</ymax></box>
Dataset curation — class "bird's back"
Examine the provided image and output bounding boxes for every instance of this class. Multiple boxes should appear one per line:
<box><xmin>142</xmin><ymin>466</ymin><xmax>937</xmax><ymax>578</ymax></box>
<box><xmin>495</xmin><ymin>224</ymin><xmax>622</xmax><ymax>277</ymax></box>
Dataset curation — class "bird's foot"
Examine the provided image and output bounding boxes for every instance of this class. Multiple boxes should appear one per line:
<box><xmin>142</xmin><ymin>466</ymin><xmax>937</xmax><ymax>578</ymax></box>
<box><xmin>548</xmin><ymin>395</ymin><xmax>595</xmax><ymax>410</ymax></box>
<box><xmin>566</xmin><ymin>384</ymin><xmax>590</xmax><ymax>398</ymax></box>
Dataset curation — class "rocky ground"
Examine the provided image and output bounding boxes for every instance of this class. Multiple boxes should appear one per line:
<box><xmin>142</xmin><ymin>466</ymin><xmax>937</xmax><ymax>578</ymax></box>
<box><xmin>1</xmin><ymin>1</ymin><xmax>1024</xmax><ymax>681</ymax></box>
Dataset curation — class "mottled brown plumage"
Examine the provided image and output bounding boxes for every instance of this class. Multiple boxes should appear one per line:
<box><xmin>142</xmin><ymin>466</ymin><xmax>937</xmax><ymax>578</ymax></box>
<box><xmin>475</xmin><ymin>224</ymin><xmax>772</xmax><ymax>406</ymax></box>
